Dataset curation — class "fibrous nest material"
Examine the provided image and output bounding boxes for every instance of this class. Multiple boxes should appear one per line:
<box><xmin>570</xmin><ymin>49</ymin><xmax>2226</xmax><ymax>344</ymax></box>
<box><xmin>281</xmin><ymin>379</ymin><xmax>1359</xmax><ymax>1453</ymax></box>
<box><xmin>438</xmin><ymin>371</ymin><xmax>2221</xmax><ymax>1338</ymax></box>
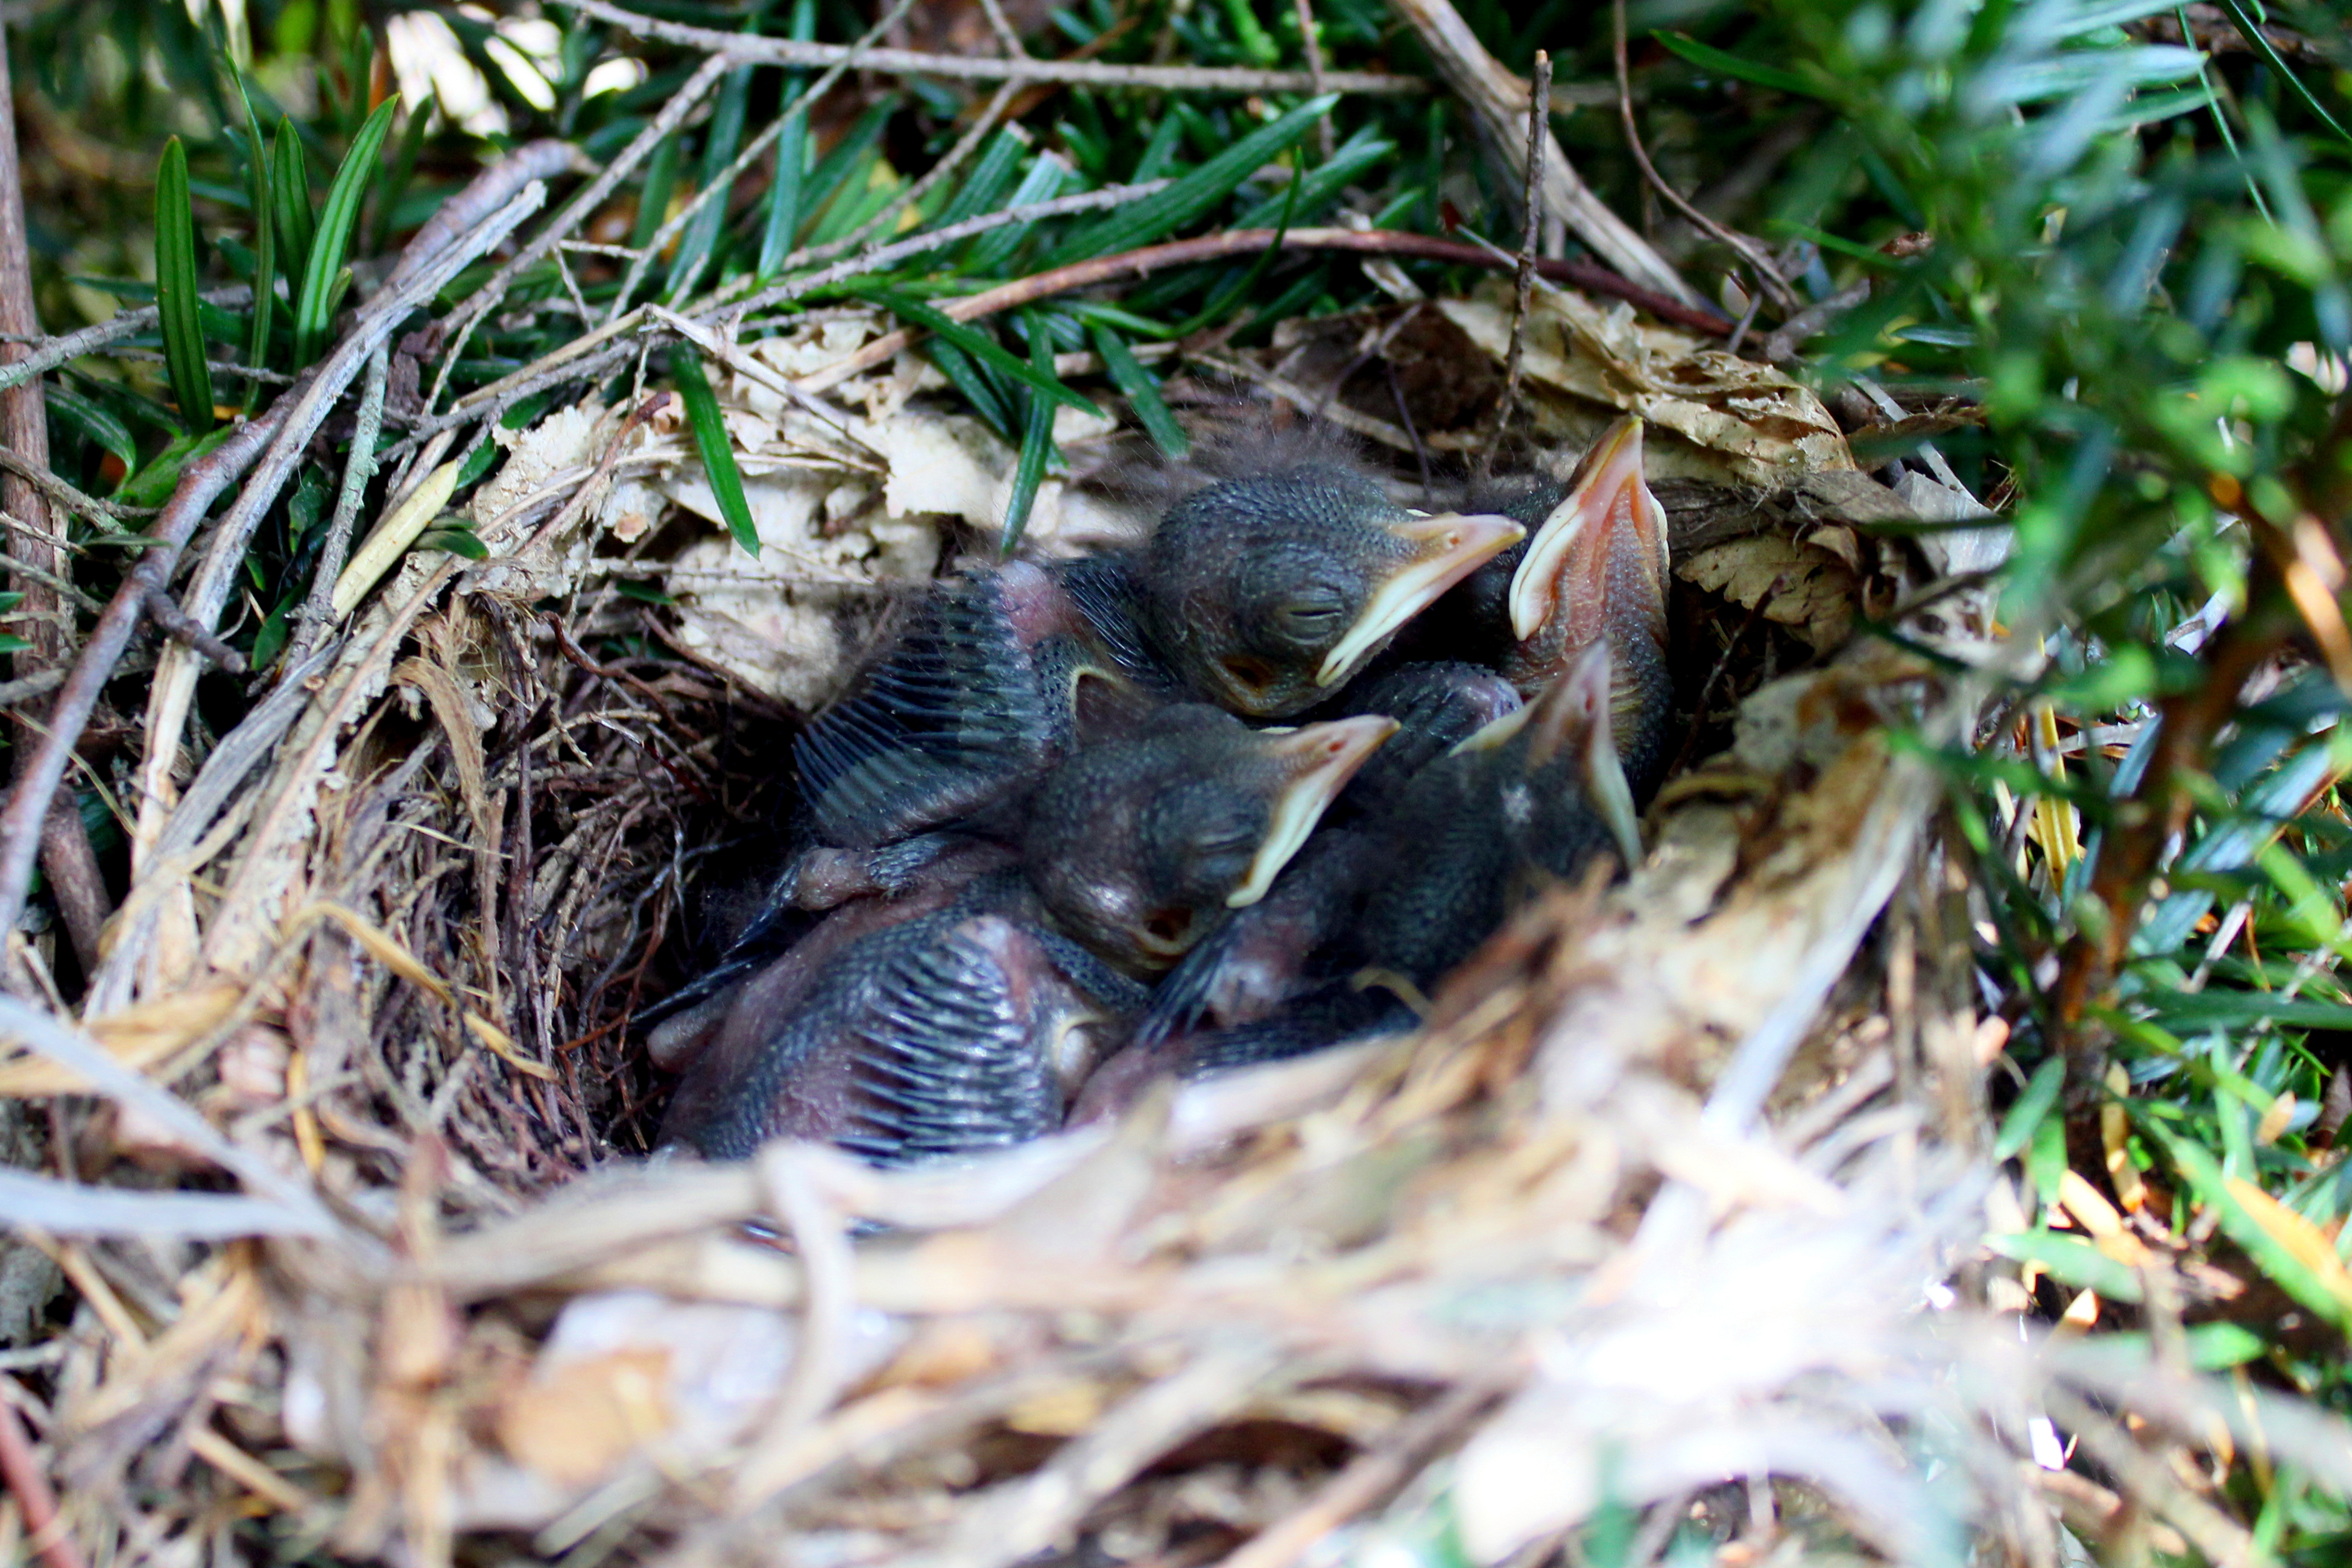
<box><xmin>6</xmin><ymin>276</ymin><xmax>2348</xmax><ymax>1568</ymax></box>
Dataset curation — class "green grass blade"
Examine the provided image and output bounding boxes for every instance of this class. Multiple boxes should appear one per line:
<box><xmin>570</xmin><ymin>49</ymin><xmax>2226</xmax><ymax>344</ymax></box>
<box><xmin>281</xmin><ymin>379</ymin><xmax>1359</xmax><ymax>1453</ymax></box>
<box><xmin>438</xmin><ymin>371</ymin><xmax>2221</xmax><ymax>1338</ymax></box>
<box><xmin>1992</xmin><ymin>1056</ymin><xmax>2065</xmax><ymax>1161</ymax></box>
<box><xmin>999</xmin><ymin>312</ymin><xmax>1059</xmax><ymax>556</ymax></box>
<box><xmin>44</xmin><ymin>384</ymin><xmax>139</xmax><ymax>479</ymax></box>
<box><xmin>292</xmin><ymin>95</ymin><xmax>397</xmax><ymax>365</ymax></box>
<box><xmin>860</xmin><ymin>285</ymin><xmax>1099</xmax><ymax>417</ymax></box>
<box><xmin>233</xmin><ymin>78</ymin><xmax>277</xmax><ymax>399</ymax></box>
<box><xmin>1046</xmin><ymin>93</ymin><xmax>1338</xmax><ymax>267</ymax></box>
<box><xmin>934</xmin><ymin>127</ymin><xmax>1030</xmax><ymax>229</ymax></box>
<box><xmin>668</xmin><ymin>57</ymin><xmax>752</xmax><ymax>302</ymax></box>
<box><xmin>1177</xmin><ymin>153</ymin><xmax>1303</xmax><ymax>335</ymax></box>
<box><xmin>958</xmin><ymin>152</ymin><xmax>1071</xmax><ymax>275</ymax></box>
<box><xmin>371</xmin><ymin>94</ymin><xmax>437</xmax><ymax>254</ymax></box>
<box><xmin>1089</xmin><ymin>323</ymin><xmax>1187</xmax><ymax>460</ymax></box>
<box><xmin>153</xmin><ymin>137</ymin><xmax>215</xmax><ymax>434</ymax></box>
<box><xmin>797</xmin><ymin>100</ymin><xmax>896</xmax><ymax>245</ymax></box>
<box><xmin>756</xmin><ymin>106</ymin><xmax>810</xmax><ymax>280</ymax></box>
<box><xmin>1652</xmin><ymin>31</ymin><xmax>1818</xmax><ymax>98</ymax></box>
<box><xmin>270</xmin><ymin>115</ymin><xmax>315</xmax><ymax>288</ymax></box>
<box><xmin>924</xmin><ymin>335</ymin><xmax>1017</xmax><ymax>441</ymax></box>
<box><xmin>669</xmin><ymin>344</ymin><xmax>757</xmax><ymax>556</ymax></box>
<box><xmin>1231</xmin><ymin>127</ymin><xmax>1392</xmax><ymax>230</ymax></box>
<box><xmin>2139</xmin><ymin>1113</ymin><xmax>2352</xmax><ymax>1334</ymax></box>
<box><xmin>631</xmin><ymin>130</ymin><xmax>684</xmax><ymax>253</ymax></box>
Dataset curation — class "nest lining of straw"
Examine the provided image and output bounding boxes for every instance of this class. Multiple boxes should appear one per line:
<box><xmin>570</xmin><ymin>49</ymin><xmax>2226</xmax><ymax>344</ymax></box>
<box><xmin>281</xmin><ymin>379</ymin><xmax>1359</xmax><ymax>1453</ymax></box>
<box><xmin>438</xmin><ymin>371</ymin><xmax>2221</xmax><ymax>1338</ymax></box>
<box><xmin>20</xmin><ymin>279</ymin><xmax>2323</xmax><ymax>1568</ymax></box>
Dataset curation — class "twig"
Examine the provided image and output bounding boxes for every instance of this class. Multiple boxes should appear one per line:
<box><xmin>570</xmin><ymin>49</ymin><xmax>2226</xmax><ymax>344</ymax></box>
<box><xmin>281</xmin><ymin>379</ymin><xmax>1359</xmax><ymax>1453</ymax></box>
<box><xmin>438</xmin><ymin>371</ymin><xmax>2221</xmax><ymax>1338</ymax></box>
<box><xmin>0</xmin><ymin>668</ymin><xmax>63</xmax><ymax>709</ymax></box>
<box><xmin>127</xmin><ymin>184</ymin><xmax>544</xmax><ymax>865</ymax></box>
<box><xmin>975</xmin><ymin>0</ymin><xmax>1028</xmax><ymax>57</ymax></box>
<box><xmin>0</xmin><ymin>408</ymin><xmax>283</xmax><ymax>949</ymax></box>
<box><xmin>1219</xmin><ymin>1377</ymin><xmax>1509</xmax><ymax>1568</ymax></box>
<box><xmin>724</xmin><ymin>179</ymin><xmax>1175</xmax><ymax>320</ymax></box>
<box><xmin>1488</xmin><ymin>49</ymin><xmax>1549</xmax><ymax>474</ymax></box>
<box><xmin>291</xmin><ymin>340</ymin><xmax>390</xmax><ymax>658</ymax></box>
<box><xmin>783</xmin><ymin>77</ymin><xmax>1023</xmax><ymax>274</ymax></box>
<box><xmin>605</xmin><ymin>0</ymin><xmax>920</xmax><ymax>324</ymax></box>
<box><xmin>1762</xmin><ymin>278</ymin><xmax>1871</xmax><ymax>364</ymax></box>
<box><xmin>1291</xmin><ymin>0</ymin><xmax>1335</xmax><ymax>159</ymax></box>
<box><xmin>558</xmin><ymin>0</ymin><xmax>1425</xmax><ymax>94</ymax></box>
<box><xmin>1386</xmin><ymin>0</ymin><xmax>1699</xmax><ymax>305</ymax></box>
<box><xmin>140</xmin><ymin>586</ymin><xmax>247</xmax><ymax>672</ymax></box>
<box><xmin>0</xmin><ymin>14</ymin><xmax>109</xmax><ymax>982</ymax></box>
<box><xmin>799</xmin><ymin>224</ymin><xmax>1731</xmax><ymax>394</ymax></box>
<box><xmin>0</xmin><ymin>446</ymin><xmax>153</xmax><ymax>520</ymax></box>
<box><xmin>1611</xmin><ymin>0</ymin><xmax>1798</xmax><ymax>311</ymax></box>
<box><xmin>428</xmin><ymin>51</ymin><xmax>741</xmax><ymax>414</ymax></box>
<box><xmin>382</xmin><ymin>138</ymin><xmax>586</xmax><ymax>293</ymax></box>
<box><xmin>0</xmin><ymin>286</ymin><xmax>253</xmax><ymax>393</ymax></box>
<box><xmin>1386</xmin><ymin>358</ymin><xmax>1434</xmax><ymax>497</ymax></box>
<box><xmin>0</xmin><ymin>1392</ymin><xmax>81</xmax><ymax>1568</ymax></box>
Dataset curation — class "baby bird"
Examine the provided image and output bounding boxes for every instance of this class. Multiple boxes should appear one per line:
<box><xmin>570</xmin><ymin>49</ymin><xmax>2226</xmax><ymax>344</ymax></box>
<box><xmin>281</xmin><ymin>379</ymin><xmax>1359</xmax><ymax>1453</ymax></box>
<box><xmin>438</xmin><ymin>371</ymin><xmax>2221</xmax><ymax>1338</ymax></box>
<box><xmin>1500</xmin><ymin>417</ymin><xmax>1674</xmax><ymax>796</ymax></box>
<box><xmin>656</xmin><ymin>877</ymin><xmax>1142</xmax><ymax>1165</ymax></box>
<box><xmin>1133</xmin><ymin>464</ymin><xmax>1522</xmax><ymax>719</ymax></box>
<box><xmin>1020</xmin><ymin>705</ymin><xmax>1396</xmax><ymax>975</ymax></box>
<box><xmin>794</xmin><ymin>561</ymin><xmax>1171</xmax><ymax>850</ymax></box>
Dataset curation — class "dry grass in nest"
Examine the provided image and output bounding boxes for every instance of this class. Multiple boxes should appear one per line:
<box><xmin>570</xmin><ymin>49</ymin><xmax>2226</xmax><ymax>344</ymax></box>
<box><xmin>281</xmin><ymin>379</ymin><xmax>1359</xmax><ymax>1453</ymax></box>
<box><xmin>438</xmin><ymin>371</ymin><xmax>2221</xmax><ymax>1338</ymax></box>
<box><xmin>8</xmin><ymin>289</ymin><xmax>2347</xmax><ymax>1568</ymax></box>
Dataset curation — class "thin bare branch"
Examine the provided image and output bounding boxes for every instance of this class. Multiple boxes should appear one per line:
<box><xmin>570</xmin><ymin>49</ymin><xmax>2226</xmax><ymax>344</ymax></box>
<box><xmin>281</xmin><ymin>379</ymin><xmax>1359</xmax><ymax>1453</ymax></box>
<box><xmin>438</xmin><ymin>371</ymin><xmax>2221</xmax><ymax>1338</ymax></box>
<box><xmin>1613</xmin><ymin>0</ymin><xmax>1798</xmax><ymax>311</ymax></box>
<box><xmin>558</xmin><ymin>0</ymin><xmax>1425</xmax><ymax>94</ymax></box>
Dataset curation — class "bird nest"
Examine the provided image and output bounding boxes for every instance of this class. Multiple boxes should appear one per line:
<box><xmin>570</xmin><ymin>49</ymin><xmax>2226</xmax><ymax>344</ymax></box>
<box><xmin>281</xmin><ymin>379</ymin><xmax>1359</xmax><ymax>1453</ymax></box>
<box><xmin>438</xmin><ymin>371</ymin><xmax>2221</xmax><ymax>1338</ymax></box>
<box><xmin>13</xmin><ymin>279</ymin><xmax>2339</xmax><ymax>1568</ymax></box>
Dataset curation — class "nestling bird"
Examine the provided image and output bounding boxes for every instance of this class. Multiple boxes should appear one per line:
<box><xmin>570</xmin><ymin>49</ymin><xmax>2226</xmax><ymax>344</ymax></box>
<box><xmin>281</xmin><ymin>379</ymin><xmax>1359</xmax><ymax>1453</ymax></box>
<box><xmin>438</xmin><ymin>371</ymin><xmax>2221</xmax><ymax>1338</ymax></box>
<box><xmin>1098</xmin><ymin>645</ymin><xmax>1640</xmax><ymax>1101</ymax></box>
<box><xmin>1499</xmin><ymin>416</ymin><xmax>1674</xmax><ymax>797</ymax></box>
<box><xmin>1132</xmin><ymin>464</ymin><xmax>1523</xmax><ymax>718</ymax></box>
<box><xmin>656</xmin><ymin>874</ymin><xmax>1145</xmax><ymax>1165</ymax></box>
<box><xmin>794</xmin><ymin>560</ymin><xmax>1173</xmax><ymax>850</ymax></box>
<box><xmin>1019</xmin><ymin>704</ymin><xmax>1396</xmax><ymax>975</ymax></box>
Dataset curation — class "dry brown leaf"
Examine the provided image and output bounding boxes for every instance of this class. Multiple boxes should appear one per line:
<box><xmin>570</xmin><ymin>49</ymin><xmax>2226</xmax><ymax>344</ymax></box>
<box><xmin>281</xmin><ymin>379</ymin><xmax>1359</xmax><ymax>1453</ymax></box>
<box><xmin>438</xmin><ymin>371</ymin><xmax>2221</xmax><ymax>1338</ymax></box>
<box><xmin>1677</xmin><ymin>534</ymin><xmax>1859</xmax><ymax>650</ymax></box>
<box><xmin>0</xmin><ymin>981</ymin><xmax>241</xmax><ymax>1095</ymax></box>
<box><xmin>1437</xmin><ymin>289</ymin><xmax>1853</xmax><ymax>484</ymax></box>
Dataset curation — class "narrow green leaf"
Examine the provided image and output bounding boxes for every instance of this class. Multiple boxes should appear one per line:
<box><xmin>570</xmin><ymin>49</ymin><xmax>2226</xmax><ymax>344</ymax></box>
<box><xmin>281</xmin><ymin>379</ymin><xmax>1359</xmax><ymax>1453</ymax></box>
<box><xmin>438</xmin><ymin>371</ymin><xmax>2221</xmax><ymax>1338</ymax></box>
<box><xmin>44</xmin><ymin>385</ymin><xmax>139</xmax><ymax>476</ymax></box>
<box><xmin>371</xmin><ymin>93</ymin><xmax>437</xmax><ymax>254</ymax></box>
<box><xmin>1090</xmin><ymin>323</ymin><xmax>1188</xmax><ymax>459</ymax></box>
<box><xmin>669</xmin><ymin>344</ymin><xmax>757</xmax><ymax>556</ymax></box>
<box><xmin>1046</xmin><ymin>93</ymin><xmax>1338</xmax><ymax>267</ymax></box>
<box><xmin>668</xmin><ymin>55</ymin><xmax>753</xmax><ymax>302</ymax></box>
<box><xmin>999</xmin><ymin>313</ymin><xmax>1058</xmax><ymax>556</ymax></box>
<box><xmin>153</xmin><ymin>138</ymin><xmax>215</xmax><ymax>434</ymax></box>
<box><xmin>1652</xmin><ymin>31</ymin><xmax>1818</xmax><ymax>98</ymax></box>
<box><xmin>860</xmin><ymin>286</ymin><xmax>1099</xmax><ymax>417</ymax></box>
<box><xmin>958</xmin><ymin>152</ymin><xmax>1070</xmax><ymax>275</ymax></box>
<box><xmin>416</xmin><ymin>525</ymin><xmax>490</xmax><ymax>560</ymax></box>
<box><xmin>631</xmin><ymin>131</ymin><xmax>684</xmax><ymax>254</ymax></box>
<box><xmin>798</xmin><ymin>101</ymin><xmax>896</xmax><ymax>247</ymax></box>
<box><xmin>292</xmin><ymin>96</ymin><xmax>399</xmax><ymax>365</ymax></box>
<box><xmin>1230</xmin><ymin>127</ymin><xmax>1393</xmax><ymax>230</ymax></box>
<box><xmin>1176</xmin><ymin>152</ymin><xmax>1304</xmax><ymax>335</ymax></box>
<box><xmin>2139</xmin><ymin>1114</ymin><xmax>2352</xmax><ymax>1333</ymax></box>
<box><xmin>934</xmin><ymin>127</ymin><xmax>1030</xmax><ymax>230</ymax></box>
<box><xmin>756</xmin><ymin>107</ymin><xmax>810</xmax><ymax>280</ymax></box>
<box><xmin>755</xmin><ymin>0</ymin><xmax>820</xmax><ymax>279</ymax></box>
<box><xmin>271</xmin><ymin>116</ymin><xmax>315</xmax><ymax>288</ymax></box>
<box><xmin>925</xmin><ymin>335</ymin><xmax>1016</xmax><ymax>441</ymax></box>
<box><xmin>119</xmin><ymin>425</ymin><xmax>237</xmax><ymax>508</ymax></box>
<box><xmin>233</xmin><ymin>77</ymin><xmax>277</xmax><ymax>400</ymax></box>
<box><xmin>0</xmin><ymin>634</ymin><xmax>32</xmax><ymax>656</ymax></box>
<box><xmin>1985</xmin><ymin>1231</ymin><xmax>2148</xmax><ymax>1303</ymax></box>
<box><xmin>613</xmin><ymin>580</ymin><xmax>677</xmax><ymax>606</ymax></box>
<box><xmin>1993</xmin><ymin>1057</ymin><xmax>2066</xmax><ymax>1162</ymax></box>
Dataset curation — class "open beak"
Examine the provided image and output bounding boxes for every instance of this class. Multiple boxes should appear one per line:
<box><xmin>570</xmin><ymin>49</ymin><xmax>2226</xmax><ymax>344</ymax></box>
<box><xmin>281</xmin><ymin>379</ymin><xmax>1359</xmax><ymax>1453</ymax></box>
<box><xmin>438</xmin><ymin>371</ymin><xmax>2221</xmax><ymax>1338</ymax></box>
<box><xmin>1523</xmin><ymin>643</ymin><xmax>1644</xmax><ymax>869</ymax></box>
<box><xmin>1314</xmin><ymin>514</ymin><xmax>1525</xmax><ymax>688</ymax></box>
<box><xmin>1508</xmin><ymin>417</ymin><xmax>1669</xmax><ymax>643</ymax></box>
<box><xmin>1229</xmin><ymin>715</ymin><xmax>1398</xmax><ymax>908</ymax></box>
